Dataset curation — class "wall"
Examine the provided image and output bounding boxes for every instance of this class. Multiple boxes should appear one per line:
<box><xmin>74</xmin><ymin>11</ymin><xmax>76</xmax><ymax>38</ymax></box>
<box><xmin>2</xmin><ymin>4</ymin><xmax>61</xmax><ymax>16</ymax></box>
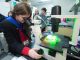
<box><xmin>35</xmin><ymin>0</ymin><xmax>75</xmax><ymax>15</ymax></box>
<box><xmin>0</xmin><ymin>2</ymin><xmax>10</xmax><ymax>16</ymax></box>
<box><xmin>0</xmin><ymin>0</ymin><xmax>5</xmax><ymax>2</ymax></box>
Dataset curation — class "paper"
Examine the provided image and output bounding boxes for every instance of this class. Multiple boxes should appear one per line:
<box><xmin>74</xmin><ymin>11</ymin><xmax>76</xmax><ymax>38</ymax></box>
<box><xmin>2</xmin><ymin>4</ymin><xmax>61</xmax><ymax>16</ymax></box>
<box><xmin>11</xmin><ymin>56</ymin><xmax>27</xmax><ymax>60</ymax></box>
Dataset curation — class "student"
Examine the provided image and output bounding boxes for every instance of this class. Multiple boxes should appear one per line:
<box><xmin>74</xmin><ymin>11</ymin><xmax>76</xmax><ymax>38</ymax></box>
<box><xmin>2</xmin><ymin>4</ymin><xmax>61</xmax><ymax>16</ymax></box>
<box><xmin>40</xmin><ymin>8</ymin><xmax>47</xmax><ymax>33</ymax></box>
<box><xmin>1</xmin><ymin>3</ymin><xmax>42</xmax><ymax>60</ymax></box>
<box><xmin>33</xmin><ymin>9</ymin><xmax>39</xmax><ymax>20</ymax></box>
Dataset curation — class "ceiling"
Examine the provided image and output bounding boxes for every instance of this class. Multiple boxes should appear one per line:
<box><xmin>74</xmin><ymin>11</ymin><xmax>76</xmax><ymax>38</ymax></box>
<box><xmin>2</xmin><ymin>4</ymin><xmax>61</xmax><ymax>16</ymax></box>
<box><xmin>21</xmin><ymin>0</ymin><xmax>80</xmax><ymax>15</ymax></box>
<box><xmin>29</xmin><ymin>0</ymin><xmax>52</xmax><ymax>6</ymax></box>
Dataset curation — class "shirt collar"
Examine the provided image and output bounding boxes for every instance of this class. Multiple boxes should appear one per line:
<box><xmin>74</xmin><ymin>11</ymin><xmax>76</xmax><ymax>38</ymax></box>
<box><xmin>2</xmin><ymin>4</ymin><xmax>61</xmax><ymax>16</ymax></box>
<box><xmin>6</xmin><ymin>16</ymin><xmax>23</xmax><ymax>29</ymax></box>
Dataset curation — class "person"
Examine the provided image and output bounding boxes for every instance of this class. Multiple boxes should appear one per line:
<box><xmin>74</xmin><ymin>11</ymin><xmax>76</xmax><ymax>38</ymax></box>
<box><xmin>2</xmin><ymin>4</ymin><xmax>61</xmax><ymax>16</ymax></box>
<box><xmin>8</xmin><ymin>11</ymin><xmax>12</xmax><ymax>17</ymax></box>
<box><xmin>0</xmin><ymin>14</ymin><xmax>6</xmax><ymax>22</ymax></box>
<box><xmin>33</xmin><ymin>9</ymin><xmax>39</xmax><ymax>20</ymax></box>
<box><xmin>1</xmin><ymin>3</ymin><xmax>42</xmax><ymax>60</ymax></box>
<box><xmin>40</xmin><ymin>8</ymin><xmax>47</xmax><ymax>33</ymax></box>
<box><xmin>0</xmin><ymin>14</ymin><xmax>6</xmax><ymax>32</ymax></box>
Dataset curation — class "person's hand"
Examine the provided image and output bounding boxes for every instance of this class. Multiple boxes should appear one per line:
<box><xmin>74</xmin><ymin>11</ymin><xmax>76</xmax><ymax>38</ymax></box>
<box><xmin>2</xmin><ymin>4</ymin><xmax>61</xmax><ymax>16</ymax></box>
<box><xmin>28</xmin><ymin>48</ymin><xmax>42</xmax><ymax>59</ymax></box>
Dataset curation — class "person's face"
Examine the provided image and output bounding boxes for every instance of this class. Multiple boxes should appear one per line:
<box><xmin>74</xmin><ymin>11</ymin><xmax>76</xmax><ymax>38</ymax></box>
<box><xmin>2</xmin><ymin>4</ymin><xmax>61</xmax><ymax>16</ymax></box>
<box><xmin>35</xmin><ymin>10</ymin><xmax>39</xmax><ymax>15</ymax></box>
<box><xmin>15</xmin><ymin>14</ymin><xmax>30</xmax><ymax>23</ymax></box>
<box><xmin>41</xmin><ymin>10</ymin><xmax>46</xmax><ymax>15</ymax></box>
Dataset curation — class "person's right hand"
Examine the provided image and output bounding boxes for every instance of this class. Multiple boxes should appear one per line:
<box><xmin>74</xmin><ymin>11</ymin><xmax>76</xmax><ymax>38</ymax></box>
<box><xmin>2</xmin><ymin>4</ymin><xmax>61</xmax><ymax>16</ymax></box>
<box><xmin>28</xmin><ymin>48</ymin><xmax>42</xmax><ymax>59</ymax></box>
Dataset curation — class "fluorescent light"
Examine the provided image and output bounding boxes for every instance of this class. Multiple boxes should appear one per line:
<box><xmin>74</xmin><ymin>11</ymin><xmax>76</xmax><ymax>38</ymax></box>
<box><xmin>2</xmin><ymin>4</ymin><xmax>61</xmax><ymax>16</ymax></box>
<box><xmin>76</xmin><ymin>0</ymin><xmax>79</xmax><ymax>4</ymax></box>
<box><xmin>41</xmin><ymin>0</ymin><xmax>49</xmax><ymax>2</ymax></box>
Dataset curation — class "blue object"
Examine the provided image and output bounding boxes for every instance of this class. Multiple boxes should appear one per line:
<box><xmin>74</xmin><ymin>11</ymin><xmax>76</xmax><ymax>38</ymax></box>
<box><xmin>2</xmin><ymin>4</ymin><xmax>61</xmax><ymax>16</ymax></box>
<box><xmin>6</xmin><ymin>16</ymin><xmax>23</xmax><ymax>29</ymax></box>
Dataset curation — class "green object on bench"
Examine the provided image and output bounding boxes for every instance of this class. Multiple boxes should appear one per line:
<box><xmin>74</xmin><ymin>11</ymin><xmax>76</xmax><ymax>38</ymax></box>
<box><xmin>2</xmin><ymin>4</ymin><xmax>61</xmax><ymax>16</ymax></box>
<box><xmin>41</xmin><ymin>34</ymin><xmax>61</xmax><ymax>48</ymax></box>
